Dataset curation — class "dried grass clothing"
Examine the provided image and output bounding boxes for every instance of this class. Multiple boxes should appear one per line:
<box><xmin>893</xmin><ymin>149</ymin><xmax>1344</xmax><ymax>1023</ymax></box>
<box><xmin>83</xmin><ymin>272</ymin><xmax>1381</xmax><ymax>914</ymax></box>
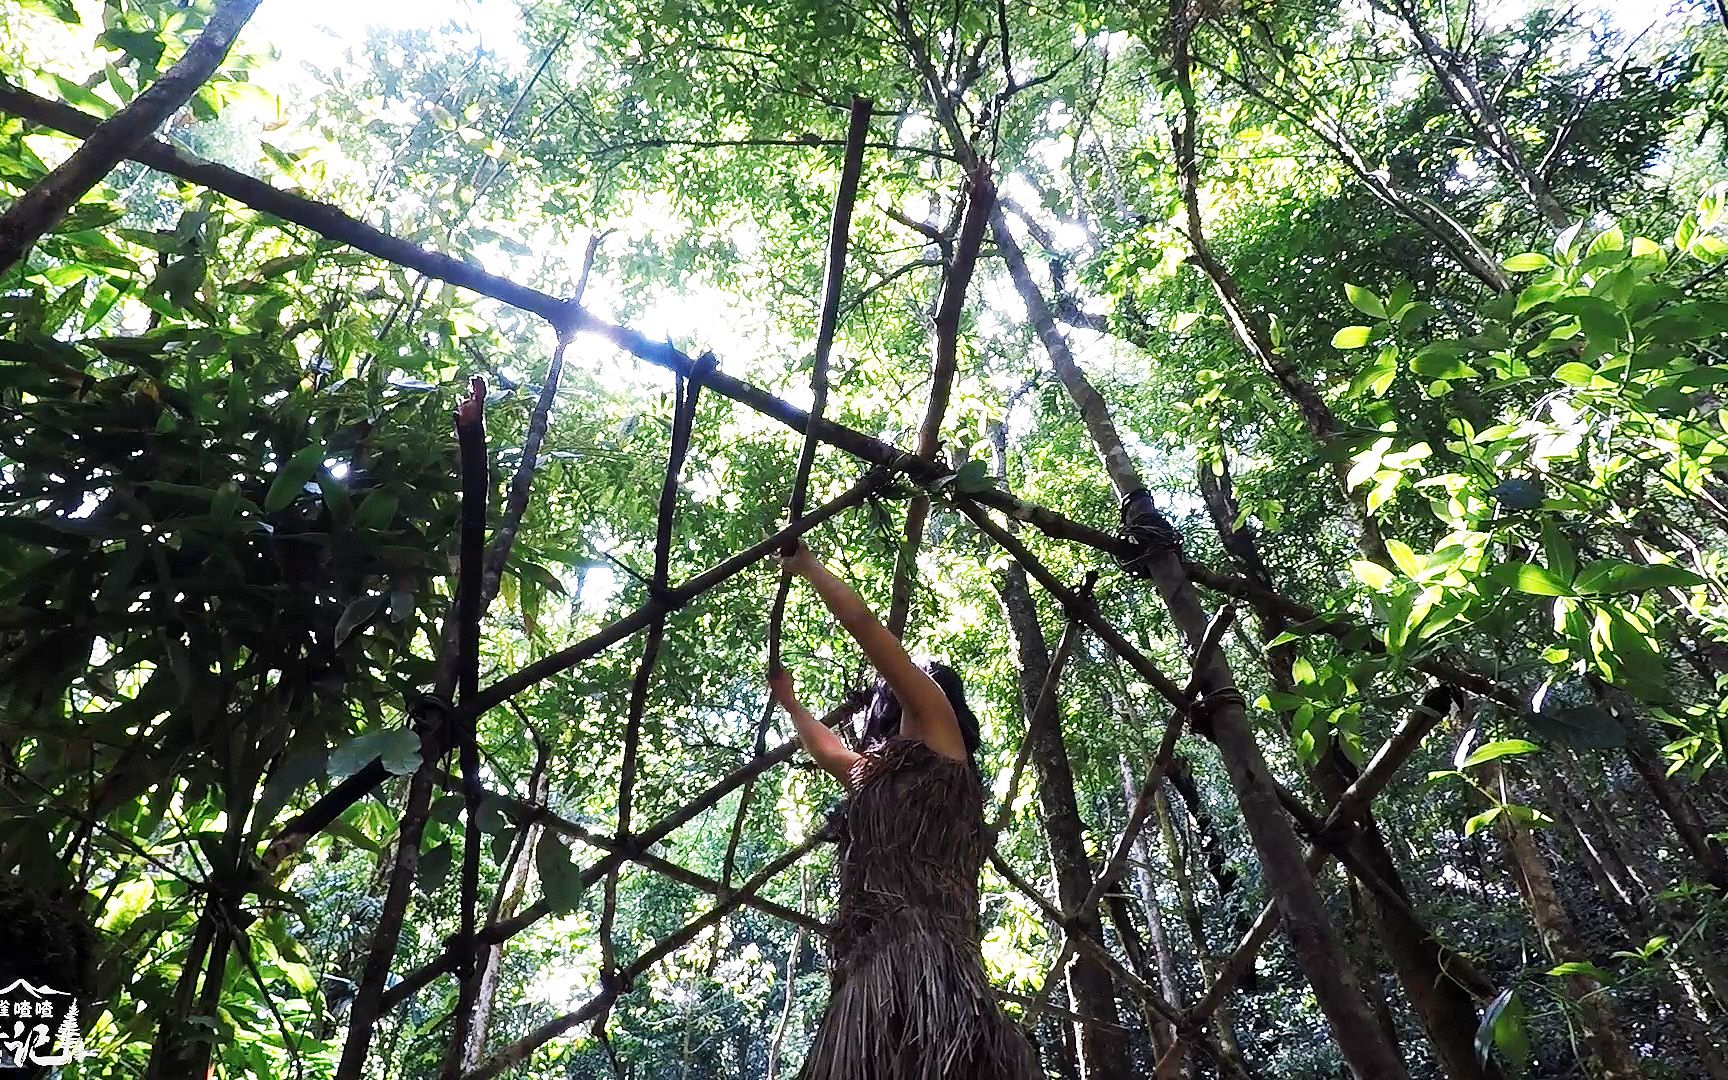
<box><xmin>800</xmin><ymin>737</ymin><xmax>1041</xmax><ymax>1080</ymax></box>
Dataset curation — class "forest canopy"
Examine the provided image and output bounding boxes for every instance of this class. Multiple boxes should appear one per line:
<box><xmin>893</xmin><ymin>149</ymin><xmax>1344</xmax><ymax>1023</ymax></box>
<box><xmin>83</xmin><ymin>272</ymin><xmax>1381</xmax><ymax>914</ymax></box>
<box><xmin>1</xmin><ymin>0</ymin><xmax>1727</xmax><ymax>1077</ymax></box>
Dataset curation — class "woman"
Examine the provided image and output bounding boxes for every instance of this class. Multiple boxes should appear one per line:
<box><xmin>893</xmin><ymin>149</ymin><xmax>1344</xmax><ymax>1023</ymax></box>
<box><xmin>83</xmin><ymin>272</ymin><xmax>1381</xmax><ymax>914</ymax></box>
<box><xmin>766</xmin><ymin>541</ymin><xmax>1041</xmax><ymax>1080</ymax></box>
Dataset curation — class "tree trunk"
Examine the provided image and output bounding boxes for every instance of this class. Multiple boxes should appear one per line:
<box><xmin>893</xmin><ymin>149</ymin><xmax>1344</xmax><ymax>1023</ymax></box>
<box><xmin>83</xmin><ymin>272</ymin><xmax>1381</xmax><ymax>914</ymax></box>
<box><xmin>1624</xmin><ymin>732</ymin><xmax>1728</xmax><ymax>891</ymax></box>
<box><xmin>1119</xmin><ymin>757</ymin><xmax>1187</xmax><ymax>1075</ymax></box>
<box><xmin>462</xmin><ymin>743</ymin><xmax>551</xmax><ymax>1069</ymax></box>
<box><xmin>1153</xmin><ymin>780</ymin><xmax>1246</xmax><ymax>1071</ymax></box>
<box><xmin>996</xmin><ymin>565</ymin><xmax>1133</xmax><ymax>1079</ymax></box>
<box><xmin>991</xmin><ymin>194</ymin><xmax>1406</xmax><ymax>1078</ymax></box>
<box><xmin>1476</xmin><ymin>754</ymin><xmax>1643</xmax><ymax>1079</ymax></box>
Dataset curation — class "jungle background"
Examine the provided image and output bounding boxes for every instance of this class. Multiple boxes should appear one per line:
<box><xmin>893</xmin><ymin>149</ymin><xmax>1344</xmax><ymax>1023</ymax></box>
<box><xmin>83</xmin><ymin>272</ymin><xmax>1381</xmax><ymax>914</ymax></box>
<box><xmin>2</xmin><ymin>0</ymin><xmax>1728</xmax><ymax>1077</ymax></box>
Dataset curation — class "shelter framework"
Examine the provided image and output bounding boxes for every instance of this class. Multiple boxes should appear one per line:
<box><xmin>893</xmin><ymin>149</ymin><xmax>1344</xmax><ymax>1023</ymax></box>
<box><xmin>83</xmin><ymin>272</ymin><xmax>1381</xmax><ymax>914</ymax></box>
<box><xmin>0</xmin><ymin>65</ymin><xmax>1530</xmax><ymax>1079</ymax></box>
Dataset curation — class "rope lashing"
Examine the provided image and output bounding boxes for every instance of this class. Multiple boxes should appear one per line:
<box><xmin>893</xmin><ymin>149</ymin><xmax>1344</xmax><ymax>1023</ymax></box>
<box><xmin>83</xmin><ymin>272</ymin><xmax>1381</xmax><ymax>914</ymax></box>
<box><xmin>1188</xmin><ymin>686</ymin><xmax>1245</xmax><ymax>717</ymax></box>
<box><xmin>1116</xmin><ymin>487</ymin><xmax>1181</xmax><ymax>578</ymax></box>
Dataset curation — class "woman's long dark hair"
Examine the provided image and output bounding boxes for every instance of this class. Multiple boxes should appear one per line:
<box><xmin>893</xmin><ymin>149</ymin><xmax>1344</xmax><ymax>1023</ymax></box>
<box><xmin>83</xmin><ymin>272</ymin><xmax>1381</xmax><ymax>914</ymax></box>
<box><xmin>860</xmin><ymin>661</ymin><xmax>981</xmax><ymax>771</ymax></box>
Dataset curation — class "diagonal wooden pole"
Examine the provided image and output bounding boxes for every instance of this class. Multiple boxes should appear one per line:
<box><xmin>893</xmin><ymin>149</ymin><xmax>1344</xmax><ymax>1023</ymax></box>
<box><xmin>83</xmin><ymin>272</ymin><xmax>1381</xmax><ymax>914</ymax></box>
<box><xmin>596</xmin><ymin>365</ymin><xmax>704</xmax><ymax>1021</ymax></box>
<box><xmin>0</xmin><ymin>81</ymin><xmax>1129</xmax><ymax>559</ymax></box>
<box><xmin>733</xmin><ymin>95</ymin><xmax>872</xmax><ymax>895</ymax></box>
<box><xmin>378</xmin><ymin>693</ymin><xmax>867</xmax><ymax>1013</ymax></box>
<box><xmin>989</xmin><ymin>608</ymin><xmax>1087</xmax><ymax>840</ymax></box>
<box><xmin>462</xmin><ymin>828</ymin><xmax>831</xmax><ymax>1080</ymax></box>
<box><xmin>1155</xmin><ymin>689</ymin><xmax>1465</xmax><ymax>1072</ymax></box>
<box><xmin>269</xmin><ymin>470</ymin><xmax>889</xmax><ymax>865</ymax></box>
<box><xmin>765</xmin><ymin>95</ymin><xmax>873</xmax><ymax>674</ymax></box>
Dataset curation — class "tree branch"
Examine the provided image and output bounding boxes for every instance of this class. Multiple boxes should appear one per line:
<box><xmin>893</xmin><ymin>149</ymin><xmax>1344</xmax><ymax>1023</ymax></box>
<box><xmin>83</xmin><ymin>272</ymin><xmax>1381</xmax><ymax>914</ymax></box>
<box><xmin>0</xmin><ymin>0</ymin><xmax>262</xmax><ymax>273</ymax></box>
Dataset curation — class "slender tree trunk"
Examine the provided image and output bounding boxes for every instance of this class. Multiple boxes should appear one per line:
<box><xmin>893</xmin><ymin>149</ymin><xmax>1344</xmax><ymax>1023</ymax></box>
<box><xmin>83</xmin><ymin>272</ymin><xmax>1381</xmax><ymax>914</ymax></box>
<box><xmin>1164</xmin><ymin>754</ymin><xmax>1254</xmax><ymax>993</ymax></box>
<box><xmin>765</xmin><ymin>875</ymin><xmax>808</xmax><ymax>1080</ymax></box>
<box><xmin>1153</xmin><ymin>781</ymin><xmax>1245</xmax><ymax>1070</ymax></box>
<box><xmin>1576</xmin><ymin>756</ymin><xmax>1728</xmax><ymax>1009</ymax></box>
<box><xmin>990</xmin><ymin>176</ymin><xmax>1407</xmax><ymax>1080</ymax></box>
<box><xmin>1343</xmin><ymin>877</ymin><xmax>1402</xmax><ymax>1052</ymax></box>
<box><xmin>1120</xmin><ymin>756</ymin><xmax>1187</xmax><ymax>1076</ymax></box>
<box><xmin>337</xmin><ymin>755</ymin><xmax>439</xmax><ymax>1080</ymax></box>
<box><xmin>1624</xmin><ymin>732</ymin><xmax>1728</xmax><ymax>891</ymax></box>
<box><xmin>1378</xmin><ymin>0</ymin><xmax>1570</xmax><ymax>228</ymax></box>
<box><xmin>996</xmin><ymin>565</ymin><xmax>1132</xmax><ymax>1079</ymax></box>
<box><xmin>462</xmin><ymin>743</ymin><xmax>550</xmax><ymax>1069</ymax></box>
<box><xmin>1541</xmin><ymin>773</ymin><xmax>1728</xmax><ymax>1079</ymax></box>
<box><xmin>1475</xmin><ymin>753</ymin><xmax>1643</xmax><ymax>1079</ymax></box>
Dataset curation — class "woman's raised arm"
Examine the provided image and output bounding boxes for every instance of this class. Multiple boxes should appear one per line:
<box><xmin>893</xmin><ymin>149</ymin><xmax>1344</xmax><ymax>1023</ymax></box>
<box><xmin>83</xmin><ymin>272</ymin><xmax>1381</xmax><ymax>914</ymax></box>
<box><xmin>782</xmin><ymin>544</ymin><xmax>966</xmax><ymax>762</ymax></box>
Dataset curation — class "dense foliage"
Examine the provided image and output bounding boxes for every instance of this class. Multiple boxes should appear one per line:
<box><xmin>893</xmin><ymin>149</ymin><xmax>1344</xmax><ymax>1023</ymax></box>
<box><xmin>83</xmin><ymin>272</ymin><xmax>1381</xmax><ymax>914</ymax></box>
<box><xmin>2</xmin><ymin>0</ymin><xmax>1726</xmax><ymax>1077</ymax></box>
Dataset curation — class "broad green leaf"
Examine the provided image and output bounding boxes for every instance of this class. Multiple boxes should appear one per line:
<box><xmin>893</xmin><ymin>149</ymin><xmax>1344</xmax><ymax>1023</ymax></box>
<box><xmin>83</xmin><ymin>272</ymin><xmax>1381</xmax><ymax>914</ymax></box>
<box><xmin>417</xmin><ymin>842</ymin><xmax>452</xmax><ymax>896</ymax></box>
<box><xmin>1546</xmin><ymin>961</ymin><xmax>1610</xmax><ymax>982</ymax></box>
<box><xmin>1385</xmin><ymin>538</ymin><xmax>1422</xmax><ymax>578</ymax></box>
<box><xmin>1502</xmin><ymin>252</ymin><xmax>1552</xmax><ymax>272</ymax></box>
<box><xmin>1552</xmin><ymin>362</ymin><xmax>1605</xmax><ymax>388</ymax></box>
<box><xmin>1461</xmin><ymin>739</ymin><xmax>1541</xmax><ymax>769</ymax></box>
<box><xmin>1539</xmin><ymin>520</ymin><xmax>1576</xmax><ymax>583</ymax></box>
<box><xmin>537</xmin><ymin>831</ymin><xmax>585</xmax><ymax>914</ymax></box>
<box><xmin>1552</xmin><ymin>296</ymin><xmax>1630</xmax><ymax>346</ymax></box>
<box><xmin>354</xmin><ymin>489</ymin><xmax>400</xmax><ymax>530</ymax></box>
<box><xmin>329</xmin><ymin>729</ymin><xmax>422</xmax><ymax>779</ymax></box>
<box><xmin>265</xmin><ymin>445</ymin><xmax>325</xmax><ymax>513</ymax></box>
<box><xmin>1410</xmin><ymin>349</ymin><xmax>1480</xmax><ymax>380</ymax></box>
<box><xmin>1332</xmin><ymin>325</ymin><xmax>1375</xmax><ymax>349</ymax></box>
<box><xmin>335</xmin><ymin>594</ymin><xmax>386</xmax><ymax>648</ymax></box>
<box><xmin>1464</xmin><ymin>807</ymin><xmax>1503</xmax><ymax>836</ymax></box>
<box><xmin>1496</xmin><ymin>562</ymin><xmax>1572</xmax><ymax>596</ymax></box>
<box><xmin>1345</xmin><ymin>284</ymin><xmax>1385</xmax><ymax>318</ymax></box>
<box><xmin>1351</xmin><ymin>560</ymin><xmax>1394</xmax><ymax>589</ymax></box>
<box><xmin>1574</xmin><ymin>560</ymin><xmax>1705</xmax><ymax>595</ymax></box>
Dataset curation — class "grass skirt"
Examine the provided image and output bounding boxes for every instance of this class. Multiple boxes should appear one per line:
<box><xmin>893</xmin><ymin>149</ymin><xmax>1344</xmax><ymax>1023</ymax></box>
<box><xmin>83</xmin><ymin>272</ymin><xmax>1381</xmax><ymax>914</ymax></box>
<box><xmin>799</xmin><ymin>739</ymin><xmax>1040</xmax><ymax>1080</ymax></box>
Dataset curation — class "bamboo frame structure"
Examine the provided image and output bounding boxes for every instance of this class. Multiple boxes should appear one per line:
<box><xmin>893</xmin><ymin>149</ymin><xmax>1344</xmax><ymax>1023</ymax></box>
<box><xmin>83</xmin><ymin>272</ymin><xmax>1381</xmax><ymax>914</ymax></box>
<box><xmin>0</xmin><ymin>78</ymin><xmax>1532</xmax><ymax>1077</ymax></box>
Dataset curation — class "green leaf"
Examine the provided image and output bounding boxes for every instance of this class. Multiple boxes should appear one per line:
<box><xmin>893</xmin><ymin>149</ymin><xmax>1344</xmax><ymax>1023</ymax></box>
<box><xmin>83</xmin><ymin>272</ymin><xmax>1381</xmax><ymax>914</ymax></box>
<box><xmin>1555</xmin><ymin>221</ymin><xmax>1585</xmax><ymax>261</ymax></box>
<box><xmin>335</xmin><ymin>594</ymin><xmax>386</xmax><ymax>649</ymax></box>
<box><xmin>254</xmin><ymin>745</ymin><xmax>330</xmax><ymax>827</ymax></box>
<box><xmin>537</xmin><ymin>831</ymin><xmax>585</xmax><ymax>914</ymax></box>
<box><xmin>264</xmin><ymin>445</ymin><xmax>324</xmax><ymax>513</ymax></box>
<box><xmin>328</xmin><ymin>729</ymin><xmax>422</xmax><ymax>779</ymax></box>
<box><xmin>1350</xmin><ymin>560</ymin><xmax>1394</xmax><ymax>589</ymax></box>
<box><xmin>20</xmin><ymin>0</ymin><xmax>81</xmax><ymax>23</ymax></box>
<box><xmin>417</xmin><ymin>842</ymin><xmax>452</xmax><ymax>895</ymax></box>
<box><xmin>353</xmin><ymin>489</ymin><xmax>400</xmax><ymax>531</ymax></box>
<box><xmin>1344</xmin><ymin>284</ymin><xmax>1385</xmax><ymax>318</ymax></box>
<box><xmin>1539</xmin><ymin>520</ymin><xmax>1576</xmax><ymax>584</ymax></box>
<box><xmin>950</xmin><ymin>458</ymin><xmax>993</xmax><ymax>494</ymax></box>
<box><xmin>1552</xmin><ymin>361</ymin><xmax>1602</xmax><ymax>387</ymax></box>
<box><xmin>1384</xmin><ymin>539</ymin><xmax>1422</xmax><ymax>578</ymax></box>
<box><xmin>1349</xmin><ymin>349</ymin><xmax>1399</xmax><ymax>399</ymax></box>
<box><xmin>1552</xmin><ymin>296</ymin><xmax>1630</xmax><ymax>347</ymax></box>
<box><xmin>1409</xmin><ymin>348</ymin><xmax>1480</xmax><ymax>381</ymax></box>
<box><xmin>1546</xmin><ymin>961</ymin><xmax>1610</xmax><ymax>982</ymax></box>
<box><xmin>1502</xmin><ymin>252</ymin><xmax>1553</xmax><ymax>272</ymax></box>
<box><xmin>1461</xmin><ymin>739</ymin><xmax>1541</xmax><ymax>769</ymax></box>
<box><xmin>1574</xmin><ymin>560</ymin><xmax>1705</xmax><ymax>596</ymax></box>
<box><xmin>1496</xmin><ymin>562</ymin><xmax>1573</xmax><ymax>596</ymax></box>
<box><xmin>1331</xmin><ymin>325</ymin><xmax>1375</xmax><ymax>349</ymax></box>
<box><xmin>1464</xmin><ymin>807</ymin><xmax>1503</xmax><ymax>836</ymax></box>
<box><xmin>1528</xmin><ymin>706</ymin><xmax>1626</xmax><ymax>750</ymax></box>
<box><xmin>1492</xmin><ymin>989</ymin><xmax>1531</xmax><ymax>1068</ymax></box>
